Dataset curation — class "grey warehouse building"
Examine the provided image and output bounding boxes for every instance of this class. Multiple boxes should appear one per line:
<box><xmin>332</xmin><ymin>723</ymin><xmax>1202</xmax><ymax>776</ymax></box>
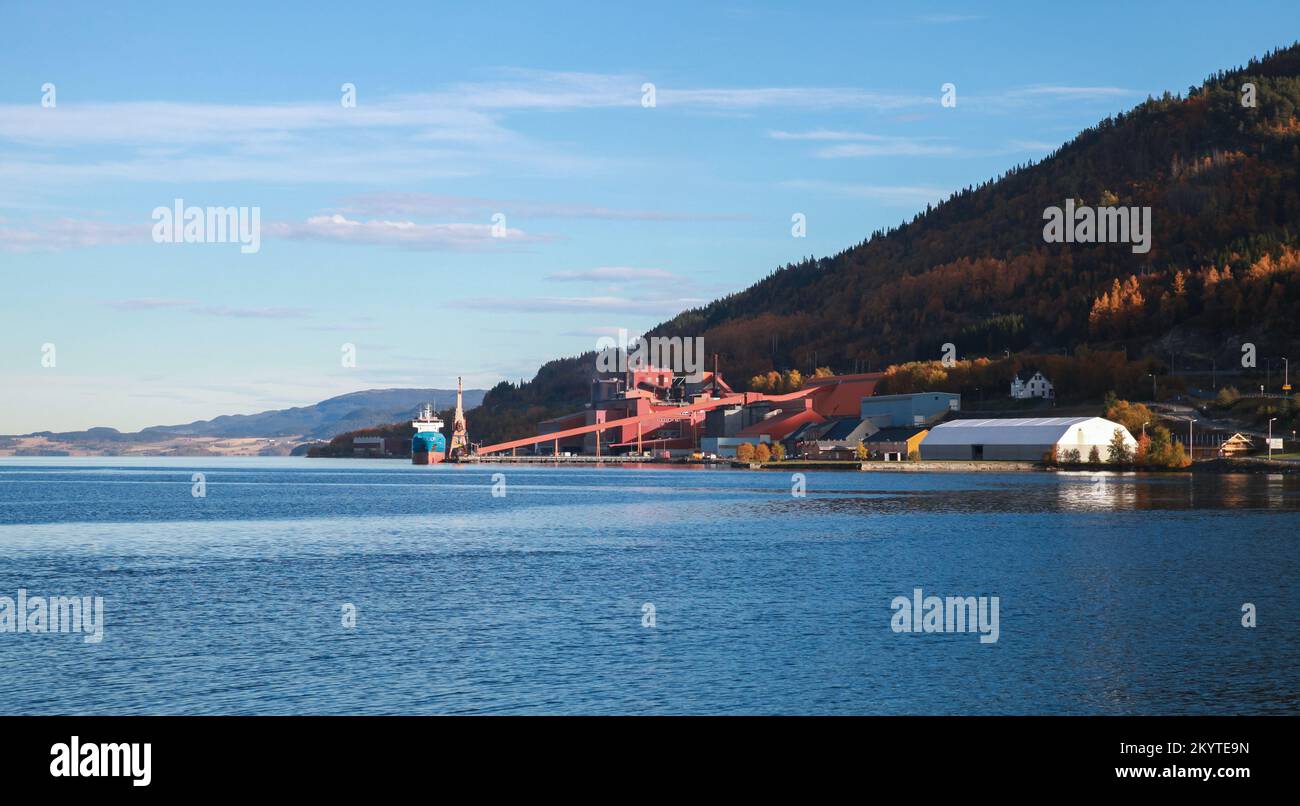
<box><xmin>919</xmin><ymin>416</ymin><xmax>1137</xmax><ymax>461</ymax></box>
<box><xmin>859</xmin><ymin>392</ymin><xmax>960</xmax><ymax>428</ymax></box>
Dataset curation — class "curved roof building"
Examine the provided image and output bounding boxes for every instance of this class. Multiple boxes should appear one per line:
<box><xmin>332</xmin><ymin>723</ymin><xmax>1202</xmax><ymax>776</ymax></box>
<box><xmin>919</xmin><ymin>416</ymin><xmax>1137</xmax><ymax>461</ymax></box>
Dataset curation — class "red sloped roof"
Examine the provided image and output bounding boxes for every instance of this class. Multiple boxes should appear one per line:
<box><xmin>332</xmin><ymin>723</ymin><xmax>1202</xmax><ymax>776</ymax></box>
<box><xmin>806</xmin><ymin>374</ymin><xmax>883</xmax><ymax>417</ymax></box>
<box><xmin>737</xmin><ymin>406</ymin><xmax>827</xmax><ymax>440</ymax></box>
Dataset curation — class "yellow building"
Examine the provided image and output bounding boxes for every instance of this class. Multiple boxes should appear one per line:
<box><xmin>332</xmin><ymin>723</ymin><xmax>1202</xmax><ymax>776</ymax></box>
<box><xmin>1218</xmin><ymin>433</ymin><xmax>1255</xmax><ymax>457</ymax></box>
<box><xmin>862</xmin><ymin>426</ymin><xmax>929</xmax><ymax>460</ymax></box>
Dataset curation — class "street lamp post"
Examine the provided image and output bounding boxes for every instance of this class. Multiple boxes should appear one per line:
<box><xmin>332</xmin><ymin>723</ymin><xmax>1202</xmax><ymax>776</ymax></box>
<box><xmin>1147</xmin><ymin>372</ymin><xmax>1157</xmax><ymax>401</ymax></box>
<box><xmin>1189</xmin><ymin>419</ymin><xmax>1196</xmax><ymax>462</ymax></box>
<box><xmin>1269</xmin><ymin>417</ymin><xmax>1278</xmax><ymax>460</ymax></box>
<box><xmin>1141</xmin><ymin>420</ymin><xmax>1149</xmax><ymax>438</ymax></box>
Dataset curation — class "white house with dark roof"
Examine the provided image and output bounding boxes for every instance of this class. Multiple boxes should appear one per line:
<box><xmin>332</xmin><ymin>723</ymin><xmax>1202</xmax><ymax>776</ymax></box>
<box><xmin>1010</xmin><ymin>368</ymin><xmax>1054</xmax><ymax>400</ymax></box>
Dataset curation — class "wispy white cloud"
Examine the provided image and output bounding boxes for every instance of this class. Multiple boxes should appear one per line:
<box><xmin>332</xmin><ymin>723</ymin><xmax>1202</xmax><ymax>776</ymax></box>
<box><xmin>0</xmin><ymin>218</ymin><xmax>150</xmax><ymax>251</ymax></box>
<box><xmin>102</xmin><ymin>298</ymin><xmax>196</xmax><ymax>311</ymax></box>
<box><xmin>1010</xmin><ymin>85</ymin><xmax>1134</xmax><ymax>98</ymax></box>
<box><xmin>781</xmin><ymin>179</ymin><xmax>954</xmax><ymax>207</ymax></box>
<box><xmin>662</xmin><ymin>86</ymin><xmax>932</xmax><ymax>111</ymax></box>
<box><xmin>0</xmin><ymin>99</ymin><xmax>502</xmax><ymax>147</ymax></box>
<box><xmin>968</xmin><ymin>85</ymin><xmax>1142</xmax><ymax>110</ymax></box>
<box><xmin>3</xmin><ymin>210</ymin><xmax>543</xmax><ymax>252</ymax></box>
<box><xmin>0</xmin><ymin>92</ymin><xmax>591</xmax><ymax>190</ymax></box>
<box><xmin>0</xmin><ymin>74</ymin><xmax>937</xmax><ymax>192</ymax></box>
<box><xmin>266</xmin><ymin>213</ymin><xmax>541</xmax><ymax>251</ymax></box>
<box><xmin>443</xmin><ymin>70</ymin><xmax>934</xmax><ymax>112</ymax></box>
<box><xmin>338</xmin><ymin>192</ymin><xmax>747</xmax><ymax>222</ymax></box>
<box><xmin>1005</xmin><ymin>139</ymin><xmax>1059</xmax><ymax>152</ymax></box>
<box><xmin>101</xmin><ymin>299</ymin><xmax>311</xmax><ymax>319</ymax></box>
<box><xmin>0</xmin><ymin>78</ymin><xmax>924</xmax><ymax>155</ymax></box>
<box><xmin>769</xmin><ymin>129</ymin><xmax>886</xmax><ymax>141</ymax></box>
<box><xmin>461</xmin><ymin>295</ymin><xmax>706</xmax><ymax>315</ymax></box>
<box><xmin>559</xmin><ymin>325</ymin><xmax>637</xmax><ymax>338</ymax></box>
<box><xmin>191</xmin><ymin>305</ymin><xmax>312</xmax><ymax>319</ymax></box>
<box><xmin>301</xmin><ymin>322</ymin><xmax>380</xmax><ymax>333</ymax></box>
<box><xmin>0</xmin><ymin>73</ymin><xmax>1129</xmax><ymax>196</ymax></box>
<box><xmin>770</xmin><ymin>129</ymin><xmax>958</xmax><ymax>157</ymax></box>
<box><xmin>816</xmin><ymin>142</ymin><xmax>959</xmax><ymax>158</ymax></box>
<box><xmin>0</xmin><ymin>145</ymin><xmax>581</xmax><ymax>187</ymax></box>
<box><xmin>544</xmin><ymin>267</ymin><xmax>680</xmax><ymax>283</ymax></box>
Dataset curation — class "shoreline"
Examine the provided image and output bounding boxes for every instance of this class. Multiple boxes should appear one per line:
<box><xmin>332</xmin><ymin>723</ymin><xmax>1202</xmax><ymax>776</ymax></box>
<box><xmin>7</xmin><ymin>454</ymin><xmax>1293</xmax><ymax>475</ymax></box>
<box><xmin>455</xmin><ymin>456</ymin><xmax>1300</xmax><ymax>474</ymax></box>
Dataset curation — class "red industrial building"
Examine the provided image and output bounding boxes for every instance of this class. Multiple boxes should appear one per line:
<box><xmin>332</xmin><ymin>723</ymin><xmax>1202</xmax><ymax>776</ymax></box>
<box><xmin>476</xmin><ymin>367</ymin><xmax>884</xmax><ymax>457</ymax></box>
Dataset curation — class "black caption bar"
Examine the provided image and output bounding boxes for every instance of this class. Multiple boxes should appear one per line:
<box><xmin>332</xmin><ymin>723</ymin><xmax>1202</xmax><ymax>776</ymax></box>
<box><xmin>0</xmin><ymin>716</ymin><xmax>1285</xmax><ymax>793</ymax></box>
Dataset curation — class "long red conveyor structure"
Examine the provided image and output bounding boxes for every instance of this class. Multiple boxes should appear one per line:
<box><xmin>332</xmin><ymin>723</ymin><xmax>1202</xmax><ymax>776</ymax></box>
<box><xmin>474</xmin><ymin>388</ymin><xmax>817</xmax><ymax>456</ymax></box>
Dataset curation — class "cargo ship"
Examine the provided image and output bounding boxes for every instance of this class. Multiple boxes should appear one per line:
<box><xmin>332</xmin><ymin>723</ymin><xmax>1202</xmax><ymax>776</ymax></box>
<box><xmin>411</xmin><ymin>404</ymin><xmax>448</xmax><ymax>464</ymax></box>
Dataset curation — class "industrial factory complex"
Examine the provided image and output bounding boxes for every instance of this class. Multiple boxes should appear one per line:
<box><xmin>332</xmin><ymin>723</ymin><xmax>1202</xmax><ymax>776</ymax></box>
<box><xmin>475</xmin><ymin>366</ymin><xmax>884</xmax><ymax>458</ymax></box>
<box><xmin>470</xmin><ymin>365</ymin><xmax>1138</xmax><ymax>463</ymax></box>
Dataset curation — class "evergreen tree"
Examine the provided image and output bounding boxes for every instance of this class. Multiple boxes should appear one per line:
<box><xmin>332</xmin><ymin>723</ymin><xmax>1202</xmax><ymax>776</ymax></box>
<box><xmin>1107</xmin><ymin>428</ymin><xmax>1133</xmax><ymax>463</ymax></box>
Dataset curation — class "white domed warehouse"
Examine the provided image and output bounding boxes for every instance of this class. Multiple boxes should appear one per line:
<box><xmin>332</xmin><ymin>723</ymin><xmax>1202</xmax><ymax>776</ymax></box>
<box><xmin>919</xmin><ymin>416</ymin><xmax>1138</xmax><ymax>461</ymax></box>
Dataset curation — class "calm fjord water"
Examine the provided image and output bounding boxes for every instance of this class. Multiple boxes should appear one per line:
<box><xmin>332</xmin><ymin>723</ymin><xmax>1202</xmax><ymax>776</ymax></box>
<box><xmin>0</xmin><ymin>457</ymin><xmax>1296</xmax><ymax>715</ymax></box>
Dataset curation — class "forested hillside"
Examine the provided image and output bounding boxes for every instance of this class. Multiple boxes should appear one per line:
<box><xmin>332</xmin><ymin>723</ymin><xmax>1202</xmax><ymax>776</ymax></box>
<box><xmin>470</xmin><ymin>44</ymin><xmax>1300</xmax><ymax>444</ymax></box>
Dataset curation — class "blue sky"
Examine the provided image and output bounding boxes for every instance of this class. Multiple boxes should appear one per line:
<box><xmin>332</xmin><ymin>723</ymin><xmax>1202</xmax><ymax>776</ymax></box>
<box><xmin>1</xmin><ymin>1</ymin><xmax>1294</xmax><ymax>432</ymax></box>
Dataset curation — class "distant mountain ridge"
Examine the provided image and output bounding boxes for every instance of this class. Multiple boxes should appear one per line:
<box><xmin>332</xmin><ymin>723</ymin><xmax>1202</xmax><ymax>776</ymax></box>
<box><xmin>12</xmin><ymin>388</ymin><xmax>486</xmax><ymax>442</ymax></box>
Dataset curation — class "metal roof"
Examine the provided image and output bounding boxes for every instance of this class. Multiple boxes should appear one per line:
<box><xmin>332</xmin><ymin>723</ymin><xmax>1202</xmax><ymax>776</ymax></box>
<box><xmin>861</xmin><ymin>391</ymin><xmax>960</xmax><ymax>403</ymax></box>
<box><xmin>864</xmin><ymin>426</ymin><xmax>928</xmax><ymax>442</ymax></box>
<box><xmin>821</xmin><ymin>418</ymin><xmax>866</xmax><ymax>441</ymax></box>
<box><xmin>784</xmin><ymin>421</ymin><xmax>823</xmax><ymax>442</ymax></box>
<box><xmin>923</xmin><ymin>416</ymin><xmax>1130</xmax><ymax>445</ymax></box>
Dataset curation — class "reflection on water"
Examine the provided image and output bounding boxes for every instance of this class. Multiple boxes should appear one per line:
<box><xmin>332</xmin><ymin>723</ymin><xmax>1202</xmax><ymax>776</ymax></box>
<box><xmin>0</xmin><ymin>458</ymin><xmax>1297</xmax><ymax>715</ymax></box>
